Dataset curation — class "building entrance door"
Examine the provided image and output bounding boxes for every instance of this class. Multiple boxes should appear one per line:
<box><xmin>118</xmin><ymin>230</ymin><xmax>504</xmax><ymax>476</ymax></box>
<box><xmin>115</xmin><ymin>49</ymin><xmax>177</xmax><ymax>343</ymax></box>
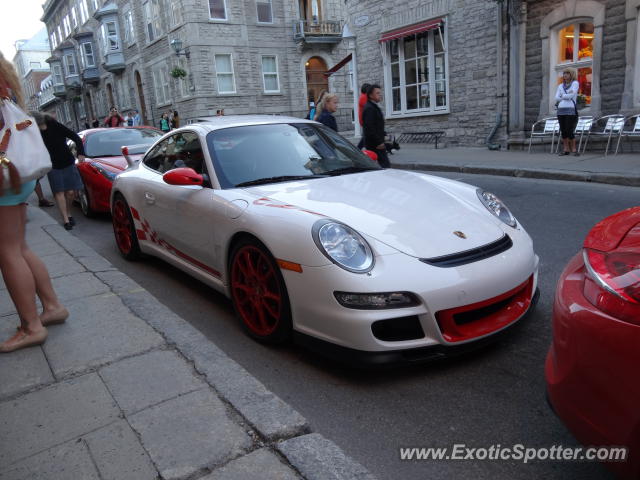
<box><xmin>305</xmin><ymin>57</ymin><xmax>328</xmax><ymax>107</ymax></box>
<box><xmin>135</xmin><ymin>71</ymin><xmax>148</xmax><ymax>125</ymax></box>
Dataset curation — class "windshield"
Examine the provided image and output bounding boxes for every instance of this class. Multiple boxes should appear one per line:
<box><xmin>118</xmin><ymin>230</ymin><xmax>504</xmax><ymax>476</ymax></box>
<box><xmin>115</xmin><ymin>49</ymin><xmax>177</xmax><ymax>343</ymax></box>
<box><xmin>84</xmin><ymin>128</ymin><xmax>163</xmax><ymax>157</ymax></box>
<box><xmin>206</xmin><ymin>123</ymin><xmax>381</xmax><ymax>188</ymax></box>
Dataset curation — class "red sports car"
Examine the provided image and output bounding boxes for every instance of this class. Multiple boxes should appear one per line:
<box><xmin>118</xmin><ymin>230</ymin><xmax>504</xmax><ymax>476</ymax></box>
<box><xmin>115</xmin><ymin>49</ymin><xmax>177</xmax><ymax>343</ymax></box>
<box><xmin>546</xmin><ymin>206</ymin><xmax>640</xmax><ymax>479</ymax></box>
<box><xmin>75</xmin><ymin>127</ymin><xmax>163</xmax><ymax>216</ymax></box>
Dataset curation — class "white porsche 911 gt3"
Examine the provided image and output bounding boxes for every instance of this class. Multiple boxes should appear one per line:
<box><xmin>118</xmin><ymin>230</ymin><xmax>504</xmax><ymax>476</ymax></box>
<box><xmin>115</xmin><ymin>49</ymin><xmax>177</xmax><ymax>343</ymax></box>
<box><xmin>111</xmin><ymin>116</ymin><xmax>538</xmax><ymax>365</ymax></box>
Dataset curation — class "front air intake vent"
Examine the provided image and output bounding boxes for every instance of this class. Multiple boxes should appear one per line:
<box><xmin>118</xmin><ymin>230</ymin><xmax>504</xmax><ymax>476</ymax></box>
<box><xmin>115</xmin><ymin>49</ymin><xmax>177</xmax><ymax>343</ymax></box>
<box><xmin>420</xmin><ymin>235</ymin><xmax>513</xmax><ymax>268</ymax></box>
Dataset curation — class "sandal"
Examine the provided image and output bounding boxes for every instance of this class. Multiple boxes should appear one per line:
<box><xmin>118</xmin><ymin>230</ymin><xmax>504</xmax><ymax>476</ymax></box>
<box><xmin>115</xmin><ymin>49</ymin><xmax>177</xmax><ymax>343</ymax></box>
<box><xmin>38</xmin><ymin>199</ymin><xmax>54</xmax><ymax>207</ymax></box>
<box><xmin>41</xmin><ymin>307</ymin><xmax>69</xmax><ymax>326</ymax></box>
<box><xmin>0</xmin><ymin>327</ymin><xmax>47</xmax><ymax>353</ymax></box>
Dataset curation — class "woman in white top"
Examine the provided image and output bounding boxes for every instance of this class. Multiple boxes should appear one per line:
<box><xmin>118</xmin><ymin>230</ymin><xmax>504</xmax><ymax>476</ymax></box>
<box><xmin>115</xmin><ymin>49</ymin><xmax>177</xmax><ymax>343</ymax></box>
<box><xmin>555</xmin><ymin>68</ymin><xmax>580</xmax><ymax>156</ymax></box>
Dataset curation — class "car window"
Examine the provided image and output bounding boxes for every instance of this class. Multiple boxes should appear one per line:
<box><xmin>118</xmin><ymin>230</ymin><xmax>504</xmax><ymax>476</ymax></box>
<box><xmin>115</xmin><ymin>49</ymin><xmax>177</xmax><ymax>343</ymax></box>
<box><xmin>84</xmin><ymin>128</ymin><xmax>162</xmax><ymax>157</ymax></box>
<box><xmin>206</xmin><ymin>123</ymin><xmax>380</xmax><ymax>188</ymax></box>
<box><xmin>171</xmin><ymin>131</ymin><xmax>208</xmax><ymax>175</ymax></box>
<box><xmin>142</xmin><ymin>137</ymin><xmax>174</xmax><ymax>174</ymax></box>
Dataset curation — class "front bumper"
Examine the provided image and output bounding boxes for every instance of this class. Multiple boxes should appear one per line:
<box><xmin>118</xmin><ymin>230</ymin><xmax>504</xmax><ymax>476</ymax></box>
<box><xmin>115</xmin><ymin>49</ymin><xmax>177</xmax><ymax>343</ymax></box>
<box><xmin>295</xmin><ymin>288</ymin><xmax>539</xmax><ymax>367</ymax></box>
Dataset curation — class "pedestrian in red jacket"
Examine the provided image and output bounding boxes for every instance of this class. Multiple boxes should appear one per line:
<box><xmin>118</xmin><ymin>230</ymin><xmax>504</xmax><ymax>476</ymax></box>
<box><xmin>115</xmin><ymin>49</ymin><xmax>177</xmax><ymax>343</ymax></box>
<box><xmin>103</xmin><ymin>107</ymin><xmax>124</xmax><ymax>127</ymax></box>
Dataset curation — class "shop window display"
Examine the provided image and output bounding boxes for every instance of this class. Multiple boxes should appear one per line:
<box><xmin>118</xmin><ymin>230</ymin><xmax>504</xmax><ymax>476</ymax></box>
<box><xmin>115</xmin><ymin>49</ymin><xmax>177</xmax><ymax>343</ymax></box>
<box><xmin>556</xmin><ymin>22</ymin><xmax>593</xmax><ymax>106</ymax></box>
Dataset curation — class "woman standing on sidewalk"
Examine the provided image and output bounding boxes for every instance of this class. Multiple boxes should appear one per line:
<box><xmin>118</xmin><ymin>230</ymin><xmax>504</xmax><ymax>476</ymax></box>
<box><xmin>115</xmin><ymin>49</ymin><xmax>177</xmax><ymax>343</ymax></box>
<box><xmin>0</xmin><ymin>53</ymin><xmax>68</xmax><ymax>353</ymax></box>
<box><xmin>31</xmin><ymin>111</ymin><xmax>85</xmax><ymax>230</ymax></box>
<box><xmin>555</xmin><ymin>68</ymin><xmax>580</xmax><ymax>156</ymax></box>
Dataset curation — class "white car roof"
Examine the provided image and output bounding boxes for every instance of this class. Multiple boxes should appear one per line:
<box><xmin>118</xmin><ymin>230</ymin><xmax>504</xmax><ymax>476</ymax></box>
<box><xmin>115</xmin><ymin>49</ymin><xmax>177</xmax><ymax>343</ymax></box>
<box><xmin>187</xmin><ymin>115</ymin><xmax>317</xmax><ymax>132</ymax></box>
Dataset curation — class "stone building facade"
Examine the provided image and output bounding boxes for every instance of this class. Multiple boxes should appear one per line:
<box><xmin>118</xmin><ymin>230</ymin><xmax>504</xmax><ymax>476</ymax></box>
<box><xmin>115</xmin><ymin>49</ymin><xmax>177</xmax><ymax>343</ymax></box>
<box><xmin>345</xmin><ymin>0</ymin><xmax>509</xmax><ymax>147</ymax></box>
<box><xmin>516</xmin><ymin>0</ymin><xmax>639</xmax><ymax>140</ymax></box>
<box><xmin>11</xmin><ymin>29</ymin><xmax>52</xmax><ymax>113</ymax></box>
<box><xmin>345</xmin><ymin>0</ymin><xmax>640</xmax><ymax>147</ymax></box>
<box><xmin>40</xmin><ymin>0</ymin><xmax>355</xmax><ymax>132</ymax></box>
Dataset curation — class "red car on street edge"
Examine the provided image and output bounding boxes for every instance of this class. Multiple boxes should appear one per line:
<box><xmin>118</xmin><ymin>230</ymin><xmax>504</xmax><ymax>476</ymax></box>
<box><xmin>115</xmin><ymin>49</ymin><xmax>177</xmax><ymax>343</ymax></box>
<box><xmin>546</xmin><ymin>206</ymin><xmax>640</xmax><ymax>479</ymax></box>
<box><xmin>74</xmin><ymin>127</ymin><xmax>163</xmax><ymax>216</ymax></box>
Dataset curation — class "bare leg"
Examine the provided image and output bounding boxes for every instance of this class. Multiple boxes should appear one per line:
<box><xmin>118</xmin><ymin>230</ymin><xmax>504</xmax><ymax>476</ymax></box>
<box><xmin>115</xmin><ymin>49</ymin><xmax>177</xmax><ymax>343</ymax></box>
<box><xmin>570</xmin><ymin>138</ymin><xmax>577</xmax><ymax>153</ymax></box>
<box><xmin>65</xmin><ymin>190</ymin><xmax>74</xmax><ymax>217</ymax></box>
<box><xmin>17</xmin><ymin>207</ymin><xmax>67</xmax><ymax>324</ymax></box>
<box><xmin>562</xmin><ymin>138</ymin><xmax>569</xmax><ymax>153</ymax></box>
<box><xmin>0</xmin><ymin>204</ymin><xmax>47</xmax><ymax>352</ymax></box>
<box><xmin>35</xmin><ymin>180</ymin><xmax>53</xmax><ymax>206</ymax></box>
<box><xmin>53</xmin><ymin>191</ymin><xmax>70</xmax><ymax>225</ymax></box>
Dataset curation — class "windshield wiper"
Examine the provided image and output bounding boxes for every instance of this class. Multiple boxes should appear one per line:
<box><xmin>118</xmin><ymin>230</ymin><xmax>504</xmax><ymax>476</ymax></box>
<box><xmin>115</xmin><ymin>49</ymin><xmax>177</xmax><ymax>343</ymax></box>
<box><xmin>325</xmin><ymin>166</ymin><xmax>379</xmax><ymax>176</ymax></box>
<box><xmin>235</xmin><ymin>175</ymin><xmax>327</xmax><ymax>187</ymax></box>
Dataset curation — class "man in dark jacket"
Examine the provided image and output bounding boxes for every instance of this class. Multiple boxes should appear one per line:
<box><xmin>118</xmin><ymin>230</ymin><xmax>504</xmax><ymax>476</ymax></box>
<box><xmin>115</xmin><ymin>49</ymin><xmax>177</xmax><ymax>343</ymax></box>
<box><xmin>361</xmin><ymin>84</ymin><xmax>390</xmax><ymax>168</ymax></box>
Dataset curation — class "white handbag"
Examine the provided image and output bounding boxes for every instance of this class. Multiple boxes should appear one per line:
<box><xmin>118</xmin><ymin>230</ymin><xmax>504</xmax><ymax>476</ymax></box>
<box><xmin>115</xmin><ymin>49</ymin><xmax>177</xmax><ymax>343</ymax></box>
<box><xmin>0</xmin><ymin>98</ymin><xmax>52</xmax><ymax>193</ymax></box>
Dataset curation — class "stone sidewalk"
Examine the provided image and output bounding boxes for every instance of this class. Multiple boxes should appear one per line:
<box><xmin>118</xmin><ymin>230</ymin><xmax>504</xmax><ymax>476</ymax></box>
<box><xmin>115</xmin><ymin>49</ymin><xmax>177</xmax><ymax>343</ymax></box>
<box><xmin>0</xmin><ymin>207</ymin><xmax>375</xmax><ymax>480</ymax></box>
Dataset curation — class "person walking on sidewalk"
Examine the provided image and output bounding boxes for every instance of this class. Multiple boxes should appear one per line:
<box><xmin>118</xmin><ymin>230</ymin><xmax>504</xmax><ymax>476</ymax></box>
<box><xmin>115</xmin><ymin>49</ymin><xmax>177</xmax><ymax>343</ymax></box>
<box><xmin>315</xmin><ymin>93</ymin><xmax>339</xmax><ymax>132</ymax></box>
<box><xmin>362</xmin><ymin>84</ymin><xmax>390</xmax><ymax>168</ymax></box>
<box><xmin>0</xmin><ymin>53</ymin><xmax>68</xmax><ymax>353</ymax></box>
<box><xmin>357</xmin><ymin>83</ymin><xmax>370</xmax><ymax>149</ymax></box>
<box><xmin>31</xmin><ymin>112</ymin><xmax>85</xmax><ymax>230</ymax></box>
<box><xmin>555</xmin><ymin>68</ymin><xmax>580</xmax><ymax>156</ymax></box>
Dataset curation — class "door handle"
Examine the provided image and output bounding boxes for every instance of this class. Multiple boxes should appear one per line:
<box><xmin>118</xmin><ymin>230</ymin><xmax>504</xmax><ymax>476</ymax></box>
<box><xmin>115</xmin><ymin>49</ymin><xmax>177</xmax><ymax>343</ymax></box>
<box><xmin>144</xmin><ymin>192</ymin><xmax>155</xmax><ymax>204</ymax></box>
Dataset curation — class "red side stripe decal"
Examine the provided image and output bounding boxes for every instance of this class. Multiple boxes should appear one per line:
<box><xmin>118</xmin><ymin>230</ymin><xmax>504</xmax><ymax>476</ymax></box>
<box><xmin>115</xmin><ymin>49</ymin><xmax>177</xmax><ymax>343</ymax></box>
<box><xmin>130</xmin><ymin>207</ymin><xmax>141</xmax><ymax>220</ymax></box>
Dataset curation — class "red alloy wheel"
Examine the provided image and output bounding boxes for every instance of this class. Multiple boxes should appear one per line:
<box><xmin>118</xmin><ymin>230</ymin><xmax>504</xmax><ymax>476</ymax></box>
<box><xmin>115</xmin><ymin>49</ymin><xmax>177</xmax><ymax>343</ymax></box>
<box><xmin>230</xmin><ymin>242</ymin><xmax>291</xmax><ymax>341</ymax></box>
<box><xmin>112</xmin><ymin>194</ymin><xmax>140</xmax><ymax>260</ymax></box>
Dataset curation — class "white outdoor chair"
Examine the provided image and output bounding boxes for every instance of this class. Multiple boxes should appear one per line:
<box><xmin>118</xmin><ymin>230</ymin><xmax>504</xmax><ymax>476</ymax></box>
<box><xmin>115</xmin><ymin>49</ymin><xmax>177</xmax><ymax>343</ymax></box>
<box><xmin>574</xmin><ymin>116</ymin><xmax>593</xmax><ymax>154</ymax></box>
<box><xmin>614</xmin><ymin>114</ymin><xmax>640</xmax><ymax>155</ymax></box>
<box><xmin>528</xmin><ymin>117</ymin><xmax>560</xmax><ymax>153</ymax></box>
<box><xmin>583</xmin><ymin>114</ymin><xmax>625</xmax><ymax>156</ymax></box>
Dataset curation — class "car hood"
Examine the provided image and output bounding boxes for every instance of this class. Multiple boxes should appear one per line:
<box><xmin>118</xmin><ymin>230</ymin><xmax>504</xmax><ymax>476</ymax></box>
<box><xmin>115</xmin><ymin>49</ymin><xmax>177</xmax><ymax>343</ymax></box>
<box><xmin>89</xmin><ymin>154</ymin><xmax>143</xmax><ymax>171</ymax></box>
<box><xmin>244</xmin><ymin>169</ymin><xmax>507</xmax><ymax>258</ymax></box>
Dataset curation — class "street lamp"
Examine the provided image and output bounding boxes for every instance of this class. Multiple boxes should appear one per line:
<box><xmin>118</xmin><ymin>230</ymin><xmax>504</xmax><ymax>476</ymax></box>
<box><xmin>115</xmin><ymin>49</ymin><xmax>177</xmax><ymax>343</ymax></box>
<box><xmin>342</xmin><ymin>23</ymin><xmax>360</xmax><ymax>137</ymax></box>
<box><xmin>170</xmin><ymin>39</ymin><xmax>190</xmax><ymax>59</ymax></box>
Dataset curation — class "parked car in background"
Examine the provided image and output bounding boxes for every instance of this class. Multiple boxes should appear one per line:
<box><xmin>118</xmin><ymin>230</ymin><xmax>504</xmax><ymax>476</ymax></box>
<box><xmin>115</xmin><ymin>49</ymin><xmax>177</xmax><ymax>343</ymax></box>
<box><xmin>546</xmin><ymin>206</ymin><xmax>640</xmax><ymax>479</ymax></box>
<box><xmin>110</xmin><ymin>116</ymin><xmax>539</xmax><ymax>365</ymax></box>
<box><xmin>73</xmin><ymin>127</ymin><xmax>163</xmax><ymax>216</ymax></box>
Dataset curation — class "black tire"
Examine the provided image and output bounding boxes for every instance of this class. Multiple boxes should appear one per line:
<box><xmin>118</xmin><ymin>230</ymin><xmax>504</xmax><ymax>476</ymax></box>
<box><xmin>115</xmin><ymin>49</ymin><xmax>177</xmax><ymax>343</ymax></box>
<box><xmin>79</xmin><ymin>185</ymin><xmax>96</xmax><ymax>218</ymax></box>
<box><xmin>112</xmin><ymin>193</ymin><xmax>142</xmax><ymax>260</ymax></box>
<box><xmin>229</xmin><ymin>238</ymin><xmax>292</xmax><ymax>344</ymax></box>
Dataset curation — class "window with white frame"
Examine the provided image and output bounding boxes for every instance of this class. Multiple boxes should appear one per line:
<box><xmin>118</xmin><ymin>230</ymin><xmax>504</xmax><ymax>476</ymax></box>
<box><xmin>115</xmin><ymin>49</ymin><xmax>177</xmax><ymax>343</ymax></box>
<box><xmin>63</xmin><ymin>103</ymin><xmax>71</xmax><ymax>123</ymax></box>
<box><xmin>101</xmin><ymin>21</ymin><xmax>119</xmax><ymax>53</ymax></box>
<box><xmin>214</xmin><ymin>54</ymin><xmax>235</xmax><ymax>93</ymax></box>
<box><xmin>209</xmin><ymin>0</ymin><xmax>227</xmax><ymax>20</ymax></box>
<box><xmin>553</xmin><ymin>22</ymin><xmax>594</xmax><ymax>107</ymax></box>
<box><xmin>82</xmin><ymin>42</ymin><xmax>96</xmax><ymax>67</ymax></box>
<box><xmin>152</xmin><ymin>63</ymin><xmax>171</xmax><ymax>104</ymax></box>
<box><xmin>143</xmin><ymin>0</ymin><xmax>165</xmax><ymax>42</ymax></box>
<box><xmin>384</xmin><ymin>25</ymin><xmax>449</xmax><ymax>115</ymax></box>
<box><xmin>57</xmin><ymin>25</ymin><xmax>63</xmax><ymax>42</ymax></box>
<box><xmin>63</xmin><ymin>15</ymin><xmax>71</xmax><ymax>37</ymax></box>
<box><xmin>53</xmin><ymin>64</ymin><xmax>63</xmax><ymax>84</ymax></box>
<box><xmin>92</xmin><ymin>0</ymin><xmax>99</xmax><ymax>12</ymax></box>
<box><xmin>169</xmin><ymin>0</ymin><xmax>183</xmax><ymax>28</ymax></box>
<box><xmin>261</xmin><ymin>55</ymin><xmax>279</xmax><ymax>92</ymax></box>
<box><xmin>123</xmin><ymin>7</ymin><xmax>136</xmax><ymax>45</ymax></box>
<box><xmin>257</xmin><ymin>0</ymin><xmax>272</xmax><ymax>23</ymax></box>
<box><xmin>79</xmin><ymin>0</ymin><xmax>89</xmax><ymax>23</ymax></box>
<box><xmin>50</xmin><ymin>33</ymin><xmax>57</xmax><ymax>49</ymax></box>
<box><xmin>71</xmin><ymin>6</ymin><xmax>78</xmax><ymax>28</ymax></box>
<box><xmin>64</xmin><ymin>53</ymin><xmax>77</xmax><ymax>76</ymax></box>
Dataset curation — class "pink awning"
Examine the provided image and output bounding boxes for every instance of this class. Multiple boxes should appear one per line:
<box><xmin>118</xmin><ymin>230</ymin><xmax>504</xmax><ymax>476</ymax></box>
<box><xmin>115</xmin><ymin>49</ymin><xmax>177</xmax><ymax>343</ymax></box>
<box><xmin>379</xmin><ymin>18</ymin><xmax>443</xmax><ymax>43</ymax></box>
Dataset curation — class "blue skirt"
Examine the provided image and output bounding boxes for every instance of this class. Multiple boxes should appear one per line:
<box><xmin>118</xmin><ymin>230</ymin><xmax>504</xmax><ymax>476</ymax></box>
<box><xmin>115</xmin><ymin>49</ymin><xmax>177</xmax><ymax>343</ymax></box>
<box><xmin>0</xmin><ymin>180</ymin><xmax>36</xmax><ymax>206</ymax></box>
<box><xmin>47</xmin><ymin>164</ymin><xmax>83</xmax><ymax>193</ymax></box>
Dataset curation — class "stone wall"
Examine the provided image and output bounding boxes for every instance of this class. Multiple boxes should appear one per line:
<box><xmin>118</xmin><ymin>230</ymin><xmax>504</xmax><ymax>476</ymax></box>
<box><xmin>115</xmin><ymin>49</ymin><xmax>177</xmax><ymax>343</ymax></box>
<box><xmin>524</xmin><ymin>0</ymin><xmax>627</xmax><ymax>130</ymax></box>
<box><xmin>346</xmin><ymin>0</ymin><xmax>510</xmax><ymax>147</ymax></box>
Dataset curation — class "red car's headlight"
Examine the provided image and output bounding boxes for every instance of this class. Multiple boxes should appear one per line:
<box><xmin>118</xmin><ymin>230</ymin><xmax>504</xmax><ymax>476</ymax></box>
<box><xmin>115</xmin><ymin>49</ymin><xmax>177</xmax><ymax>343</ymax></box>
<box><xmin>583</xmin><ymin>248</ymin><xmax>640</xmax><ymax>325</ymax></box>
<box><xmin>89</xmin><ymin>162</ymin><xmax>119</xmax><ymax>182</ymax></box>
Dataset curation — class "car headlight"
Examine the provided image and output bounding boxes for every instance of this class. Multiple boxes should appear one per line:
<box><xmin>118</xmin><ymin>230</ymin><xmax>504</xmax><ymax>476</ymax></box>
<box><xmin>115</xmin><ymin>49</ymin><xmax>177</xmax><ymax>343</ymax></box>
<box><xmin>90</xmin><ymin>163</ymin><xmax>119</xmax><ymax>181</ymax></box>
<box><xmin>312</xmin><ymin>220</ymin><xmax>374</xmax><ymax>273</ymax></box>
<box><xmin>476</xmin><ymin>189</ymin><xmax>517</xmax><ymax>228</ymax></box>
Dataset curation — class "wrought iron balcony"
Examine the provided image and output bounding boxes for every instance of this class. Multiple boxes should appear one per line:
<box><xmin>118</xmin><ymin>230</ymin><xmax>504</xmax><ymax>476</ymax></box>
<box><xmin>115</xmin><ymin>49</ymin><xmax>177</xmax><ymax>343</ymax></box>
<box><xmin>293</xmin><ymin>20</ymin><xmax>342</xmax><ymax>44</ymax></box>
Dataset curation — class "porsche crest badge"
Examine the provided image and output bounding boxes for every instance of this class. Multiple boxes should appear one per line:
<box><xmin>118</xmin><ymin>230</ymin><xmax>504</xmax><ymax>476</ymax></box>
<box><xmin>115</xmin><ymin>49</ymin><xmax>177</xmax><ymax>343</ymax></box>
<box><xmin>453</xmin><ymin>231</ymin><xmax>467</xmax><ymax>239</ymax></box>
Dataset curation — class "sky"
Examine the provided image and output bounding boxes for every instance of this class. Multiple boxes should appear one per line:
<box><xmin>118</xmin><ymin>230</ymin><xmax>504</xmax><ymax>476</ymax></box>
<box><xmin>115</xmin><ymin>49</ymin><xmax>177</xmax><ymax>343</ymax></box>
<box><xmin>0</xmin><ymin>0</ymin><xmax>48</xmax><ymax>59</ymax></box>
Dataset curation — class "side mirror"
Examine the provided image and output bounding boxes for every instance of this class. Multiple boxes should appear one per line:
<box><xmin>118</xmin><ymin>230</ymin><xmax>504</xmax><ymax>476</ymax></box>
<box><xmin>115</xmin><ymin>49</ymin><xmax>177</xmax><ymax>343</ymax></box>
<box><xmin>362</xmin><ymin>149</ymin><xmax>378</xmax><ymax>162</ymax></box>
<box><xmin>163</xmin><ymin>167</ymin><xmax>204</xmax><ymax>186</ymax></box>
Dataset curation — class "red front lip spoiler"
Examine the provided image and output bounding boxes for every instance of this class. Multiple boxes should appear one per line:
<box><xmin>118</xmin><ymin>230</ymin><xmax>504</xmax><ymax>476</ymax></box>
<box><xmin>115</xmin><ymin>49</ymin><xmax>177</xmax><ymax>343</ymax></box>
<box><xmin>436</xmin><ymin>275</ymin><xmax>535</xmax><ymax>343</ymax></box>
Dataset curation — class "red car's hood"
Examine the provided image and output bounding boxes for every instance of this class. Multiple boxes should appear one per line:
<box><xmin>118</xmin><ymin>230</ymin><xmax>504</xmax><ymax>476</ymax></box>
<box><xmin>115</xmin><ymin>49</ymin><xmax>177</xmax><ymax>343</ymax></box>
<box><xmin>584</xmin><ymin>206</ymin><xmax>640</xmax><ymax>251</ymax></box>
<box><xmin>89</xmin><ymin>154</ymin><xmax>143</xmax><ymax>171</ymax></box>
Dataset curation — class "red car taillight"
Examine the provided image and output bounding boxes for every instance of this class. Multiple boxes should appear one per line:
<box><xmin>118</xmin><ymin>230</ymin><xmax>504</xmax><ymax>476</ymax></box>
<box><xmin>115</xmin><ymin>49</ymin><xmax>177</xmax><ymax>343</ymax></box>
<box><xmin>583</xmin><ymin>248</ymin><xmax>640</xmax><ymax>325</ymax></box>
